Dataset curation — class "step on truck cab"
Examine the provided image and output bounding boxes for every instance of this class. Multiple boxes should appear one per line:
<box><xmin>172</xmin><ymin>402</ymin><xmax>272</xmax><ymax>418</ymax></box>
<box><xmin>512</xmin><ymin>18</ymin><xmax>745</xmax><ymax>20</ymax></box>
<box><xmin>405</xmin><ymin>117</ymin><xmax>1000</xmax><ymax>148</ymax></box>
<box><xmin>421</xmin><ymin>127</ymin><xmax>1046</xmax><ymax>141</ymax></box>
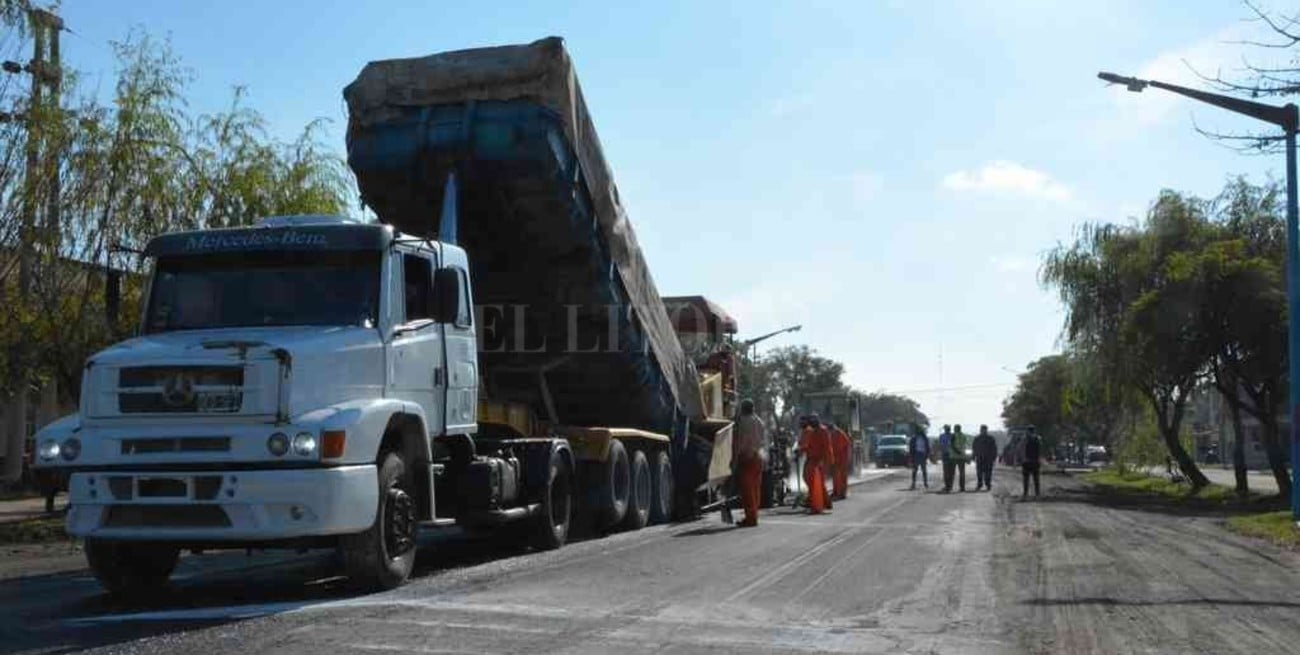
<box><xmin>34</xmin><ymin>37</ymin><xmax>732</xmax><ymax>596</ymax></box>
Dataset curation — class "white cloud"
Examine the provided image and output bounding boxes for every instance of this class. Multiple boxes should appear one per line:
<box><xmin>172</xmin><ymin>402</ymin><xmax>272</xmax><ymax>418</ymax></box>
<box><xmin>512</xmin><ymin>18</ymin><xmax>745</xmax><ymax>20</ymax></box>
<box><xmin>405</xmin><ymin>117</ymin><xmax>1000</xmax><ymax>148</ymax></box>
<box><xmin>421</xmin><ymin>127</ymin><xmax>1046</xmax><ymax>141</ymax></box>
<box><xmin>989</xmin><ymin>254</ymin><xmax>1035</xmax><ymax>274</ymax></box>
<box><xmin>942</xmin><ymin>160</ymin><xmax>1073</xmax><ymax>202</ymax></box>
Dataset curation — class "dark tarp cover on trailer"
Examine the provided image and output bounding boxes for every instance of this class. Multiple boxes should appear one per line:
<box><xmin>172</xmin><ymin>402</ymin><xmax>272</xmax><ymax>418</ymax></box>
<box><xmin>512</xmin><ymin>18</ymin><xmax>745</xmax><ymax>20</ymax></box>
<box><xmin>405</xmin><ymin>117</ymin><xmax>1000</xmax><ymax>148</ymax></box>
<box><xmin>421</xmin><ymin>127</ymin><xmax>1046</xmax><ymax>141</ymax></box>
<box><xmin>343</xmin><ymin>37</ymin><xmax>704</xmax><ymax>425</ymax></box>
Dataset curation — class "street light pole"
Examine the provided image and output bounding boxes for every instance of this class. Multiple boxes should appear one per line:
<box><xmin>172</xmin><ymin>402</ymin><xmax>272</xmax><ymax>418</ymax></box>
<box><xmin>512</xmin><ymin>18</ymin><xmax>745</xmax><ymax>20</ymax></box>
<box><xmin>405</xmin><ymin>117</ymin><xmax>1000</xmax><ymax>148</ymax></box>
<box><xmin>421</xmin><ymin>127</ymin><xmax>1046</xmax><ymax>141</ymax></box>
<box><xmin>1098</xmin><ymin>71</ymin><xmax>1300</xmax><ymax>520</ymax></box>
<box><xmin>737</xmin><ymin>324</ymin><xmax>802</xmax><ymax>420</ymax></box>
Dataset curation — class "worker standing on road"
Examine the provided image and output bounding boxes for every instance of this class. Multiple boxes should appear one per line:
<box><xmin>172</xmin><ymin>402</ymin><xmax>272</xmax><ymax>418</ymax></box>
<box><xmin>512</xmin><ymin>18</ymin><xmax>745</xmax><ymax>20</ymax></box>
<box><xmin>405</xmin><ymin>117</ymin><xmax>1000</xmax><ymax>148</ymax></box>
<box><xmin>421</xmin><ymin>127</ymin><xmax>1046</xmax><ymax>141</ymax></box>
<box><xmin>938</xmin><ymin>425</ymin><xmax>954</xmax><ymax>493</ymax></box>
<box><xmin>1019</xmin><ymin>425</ymin><xmax>1043</xmax><ymax>498</ymax></box>
<box><xmin>830</xmin><ymin>422</ymin><xmax>853</xmax><ymax>501</ymax></box>
<box><xmin>908</xmin><ymin>426</ymin><xmax>930</xmax><ymax>490</ymax></box>
<box><xmin>732</xmin><ymin>399</ymin><xmax>767</xmax><ymax>527</ymax></box>
<box><xmin>972</xmin><ymin>424</ymin><xmax>998</xmax><ymax>491</ymax></box>
<box><xmin>798</xmin><ymin>415</ymin><xmax>834</xmax><ymax>514</ymax></box>
<box><xmin>950</xmin><ymin>424</ymin><xmax>970</xmax><ymax>492</ymax></box>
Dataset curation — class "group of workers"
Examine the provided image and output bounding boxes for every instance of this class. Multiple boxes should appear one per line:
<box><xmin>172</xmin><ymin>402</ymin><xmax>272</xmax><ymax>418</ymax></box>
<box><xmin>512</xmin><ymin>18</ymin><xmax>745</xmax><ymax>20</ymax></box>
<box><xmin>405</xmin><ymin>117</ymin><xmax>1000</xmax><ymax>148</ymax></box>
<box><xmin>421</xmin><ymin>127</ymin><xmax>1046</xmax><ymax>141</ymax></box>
<box><xmin>906</xmin><ymin>424</ymin><xmax>1043</xmax><ymax>496</ymax></box>
<box><xmin>905</xmin><ymin>424</ymin><xmax>998</xmax><ymax>492</ymax></box>
<box><xmin>730</xmin><ymin>406</ymin><xmax>1050</xmax><ymax>528</ymax></box>
<box><xmin>730</xmin><ymin>401</ymin><xmax>854</xmax><ymax>527</ymax></box>
<box><xmin>795</xmin><ymin>413</ymin><xmax>853</xmax><ymax>515</ymax></box>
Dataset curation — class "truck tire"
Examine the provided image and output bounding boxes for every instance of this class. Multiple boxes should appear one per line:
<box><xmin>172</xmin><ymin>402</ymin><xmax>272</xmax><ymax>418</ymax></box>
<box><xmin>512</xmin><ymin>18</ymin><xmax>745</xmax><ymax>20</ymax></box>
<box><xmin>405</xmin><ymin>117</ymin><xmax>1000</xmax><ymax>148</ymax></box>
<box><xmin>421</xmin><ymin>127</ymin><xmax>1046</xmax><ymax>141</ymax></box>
<box><xmin>623</xmin><ymin>449</ymin><xmax>651</xmax><ymax>531</ymax></box>
<box><xmin>340</xmin><ymin>450</ymin><xmax>418</xmax><ymax>591</ymax></box>
<box><xmin>649</xmin><ymin>450</ymin><xmax>674</xmax><ymax>524</ymax></box>
<box><xmin>84</xmin><ymin>539</ymin><xmax>179</xmax><ymax>597</ymax></box>
<box><xmin>595</xmin><ymin>439</ymin><xmax>630</xmax><ymax>527</ymax></box>
<box><xmin>530</xmin><ymin>448</ymin><xmax>572</xmax><ymax>550</ymax></box>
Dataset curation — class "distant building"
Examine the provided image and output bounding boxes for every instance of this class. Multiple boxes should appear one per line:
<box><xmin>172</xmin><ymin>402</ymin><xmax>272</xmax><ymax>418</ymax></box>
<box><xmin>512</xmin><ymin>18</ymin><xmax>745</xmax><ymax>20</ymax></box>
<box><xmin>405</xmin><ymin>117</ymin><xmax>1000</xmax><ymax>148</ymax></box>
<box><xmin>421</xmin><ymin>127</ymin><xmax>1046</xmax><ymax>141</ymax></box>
<box><xmin>1189</xmin><ymin>387</ymin><xmax>1289</xmax><ymax>470</ymax></box>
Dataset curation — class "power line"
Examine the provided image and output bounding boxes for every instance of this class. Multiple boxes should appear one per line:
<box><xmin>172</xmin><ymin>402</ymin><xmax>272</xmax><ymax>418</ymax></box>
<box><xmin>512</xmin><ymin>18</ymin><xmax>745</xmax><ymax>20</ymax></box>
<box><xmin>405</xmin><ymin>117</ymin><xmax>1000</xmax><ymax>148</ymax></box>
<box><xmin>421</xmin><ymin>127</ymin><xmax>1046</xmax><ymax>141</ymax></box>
<box><xmin>876</xmin><ymin>382</ymin><xmax>1016</xmax><ymax>395</ymax></box>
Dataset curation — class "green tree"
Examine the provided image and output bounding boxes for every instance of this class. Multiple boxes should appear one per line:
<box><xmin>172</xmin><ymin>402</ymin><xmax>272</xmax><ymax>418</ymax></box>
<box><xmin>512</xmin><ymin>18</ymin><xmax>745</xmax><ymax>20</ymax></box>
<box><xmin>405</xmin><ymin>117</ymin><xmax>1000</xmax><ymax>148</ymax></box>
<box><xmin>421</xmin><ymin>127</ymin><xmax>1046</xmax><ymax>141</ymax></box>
<box><xmin>1200</xmin><ymin>179</ymin><xmax>1290</xmax><ymax>497</ymax></box>
<box><xmin>1043</xmin><ymin>192</ymin><xmax>1214</xmax><ymax>488</ymax></box>
<box><xmin>753</xmin><ymin>345</ymin><xmax>845</xmax><ymax>427</ymax></box>
<box><xmin>1002</xmin><ymin>355</ymin><xmax>1069</xmax><ymax>451</ymax></box>
<box><xmin>857</xmin><ymin>392</ymin><xmax>929</xmax><ymax>432</ymax></box>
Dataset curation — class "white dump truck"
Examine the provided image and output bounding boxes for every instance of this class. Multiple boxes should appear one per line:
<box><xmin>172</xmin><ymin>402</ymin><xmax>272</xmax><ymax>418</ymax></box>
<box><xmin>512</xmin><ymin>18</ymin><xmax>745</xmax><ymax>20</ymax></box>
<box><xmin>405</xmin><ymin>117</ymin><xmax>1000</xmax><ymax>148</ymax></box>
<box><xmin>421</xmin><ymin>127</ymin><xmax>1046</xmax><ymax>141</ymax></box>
<box><xmin>33</xmin><ymin>37</ymin><xmax>732</xmax><ymax>595</ymax></box>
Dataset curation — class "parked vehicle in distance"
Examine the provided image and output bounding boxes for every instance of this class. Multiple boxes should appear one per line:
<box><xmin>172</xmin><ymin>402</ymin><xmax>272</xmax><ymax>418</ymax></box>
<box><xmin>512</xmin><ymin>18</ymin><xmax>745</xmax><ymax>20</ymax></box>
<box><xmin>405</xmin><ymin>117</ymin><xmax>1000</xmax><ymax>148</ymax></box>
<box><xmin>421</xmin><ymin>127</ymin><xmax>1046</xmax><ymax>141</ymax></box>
<box><xmin>873</xmin><ymin>434</ymin><xmax>909</xmax><ymax>467</ymax></box>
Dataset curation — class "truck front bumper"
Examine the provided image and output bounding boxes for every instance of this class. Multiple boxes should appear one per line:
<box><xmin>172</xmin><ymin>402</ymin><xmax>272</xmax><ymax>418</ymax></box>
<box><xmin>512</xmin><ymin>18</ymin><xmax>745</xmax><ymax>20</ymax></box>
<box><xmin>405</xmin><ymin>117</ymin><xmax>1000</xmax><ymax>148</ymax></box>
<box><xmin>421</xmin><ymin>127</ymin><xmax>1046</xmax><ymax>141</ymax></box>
<box><xmin>65</xmin><ymin>465</ymin><xmax>378</xmax><ymax>542</ymax></box>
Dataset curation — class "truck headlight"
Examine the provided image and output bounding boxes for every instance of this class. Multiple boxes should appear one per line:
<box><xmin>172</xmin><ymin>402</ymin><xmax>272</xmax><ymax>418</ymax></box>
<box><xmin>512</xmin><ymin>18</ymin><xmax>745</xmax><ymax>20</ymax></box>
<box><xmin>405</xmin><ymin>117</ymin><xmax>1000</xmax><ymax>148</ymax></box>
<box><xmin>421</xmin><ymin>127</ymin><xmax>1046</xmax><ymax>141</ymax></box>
<box><xmin>60</xmin><ymin>438</ymin><xmax>81</xmax><ymax>461</ymax></box>
<box><xmin>267</xmin><ymin>432</ymin><xmax>290</xmax><ymax>457</ymax></box>
<box><xmin>38</xmin><ymin>440</ymin><xmax>60</xmax><ymax>461</ymax></box>
<box><xmin>292</xmin><ymin>432</ymin><xmax>318</xmax><ymax>456</ymax></box>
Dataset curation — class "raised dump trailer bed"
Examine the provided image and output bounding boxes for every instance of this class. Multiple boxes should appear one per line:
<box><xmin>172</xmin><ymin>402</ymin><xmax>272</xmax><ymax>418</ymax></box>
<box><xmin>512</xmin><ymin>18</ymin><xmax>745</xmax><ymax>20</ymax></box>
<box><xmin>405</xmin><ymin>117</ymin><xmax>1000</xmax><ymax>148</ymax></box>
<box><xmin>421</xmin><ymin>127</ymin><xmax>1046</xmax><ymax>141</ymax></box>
<box><xmin>344</xmin><ymin>37</ymin><xmax>721</xmax><ymax>504</ymax></box>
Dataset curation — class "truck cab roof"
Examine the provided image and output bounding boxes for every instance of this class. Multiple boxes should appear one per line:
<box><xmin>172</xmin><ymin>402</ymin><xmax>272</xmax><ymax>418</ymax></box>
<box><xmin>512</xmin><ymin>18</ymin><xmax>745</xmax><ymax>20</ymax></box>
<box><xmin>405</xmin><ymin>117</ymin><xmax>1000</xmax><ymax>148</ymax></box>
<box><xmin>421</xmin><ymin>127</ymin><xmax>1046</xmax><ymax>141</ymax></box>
<box><xmin>142</xmin><ymin>217</ymin><xmax>400</xmax><ymax>258</ymax></box>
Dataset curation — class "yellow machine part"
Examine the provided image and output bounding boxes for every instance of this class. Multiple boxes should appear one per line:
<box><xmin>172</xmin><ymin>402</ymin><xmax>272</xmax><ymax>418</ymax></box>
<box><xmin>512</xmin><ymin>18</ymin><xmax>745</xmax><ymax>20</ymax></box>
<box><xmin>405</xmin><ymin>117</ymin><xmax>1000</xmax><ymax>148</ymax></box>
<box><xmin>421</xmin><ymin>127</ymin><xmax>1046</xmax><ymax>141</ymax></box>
<box><xmin>478</xmin><ymin>399</ymin><xmax>536</xmax><ymax>438</ymax></box>
<box><xmin>552</xmin><ymin>426</ymin><xmax>671</xmax><ymax>463</ymax></box>
<box><xmin>698</xmin><ymin>371</ymin><xmax>725</xmax><ymax>420</ymax></box>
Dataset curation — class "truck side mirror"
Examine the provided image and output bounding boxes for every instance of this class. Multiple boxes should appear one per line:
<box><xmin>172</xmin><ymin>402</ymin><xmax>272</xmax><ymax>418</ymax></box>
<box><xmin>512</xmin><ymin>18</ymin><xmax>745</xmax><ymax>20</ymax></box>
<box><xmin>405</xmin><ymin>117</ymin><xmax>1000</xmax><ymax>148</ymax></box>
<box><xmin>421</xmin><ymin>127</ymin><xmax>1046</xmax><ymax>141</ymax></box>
<box><xmin>433</xmin><ymin>268</ymin><xmax>460</xmax><ymax>324</ymax></box>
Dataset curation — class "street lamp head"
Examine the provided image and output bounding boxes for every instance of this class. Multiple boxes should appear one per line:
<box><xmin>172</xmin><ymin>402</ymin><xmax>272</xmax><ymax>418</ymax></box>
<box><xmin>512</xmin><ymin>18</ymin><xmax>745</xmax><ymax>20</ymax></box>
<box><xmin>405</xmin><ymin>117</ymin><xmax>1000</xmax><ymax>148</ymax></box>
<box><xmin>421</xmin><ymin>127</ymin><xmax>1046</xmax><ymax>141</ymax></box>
<box><xmin>1098</xmin><ymin>71</ymin><xmax>1147</xmax><ymax>93</ymax></box>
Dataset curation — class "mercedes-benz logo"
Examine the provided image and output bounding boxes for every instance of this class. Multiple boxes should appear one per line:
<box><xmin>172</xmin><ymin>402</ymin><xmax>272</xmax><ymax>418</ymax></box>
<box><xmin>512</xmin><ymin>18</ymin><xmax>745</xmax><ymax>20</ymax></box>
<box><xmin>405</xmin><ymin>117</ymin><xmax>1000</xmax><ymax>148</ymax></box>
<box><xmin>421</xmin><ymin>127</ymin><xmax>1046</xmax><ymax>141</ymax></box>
<box><xmin>161</xmin><ymin>372</ymin><xmax>197</xmax><ymax>407</ymax></box>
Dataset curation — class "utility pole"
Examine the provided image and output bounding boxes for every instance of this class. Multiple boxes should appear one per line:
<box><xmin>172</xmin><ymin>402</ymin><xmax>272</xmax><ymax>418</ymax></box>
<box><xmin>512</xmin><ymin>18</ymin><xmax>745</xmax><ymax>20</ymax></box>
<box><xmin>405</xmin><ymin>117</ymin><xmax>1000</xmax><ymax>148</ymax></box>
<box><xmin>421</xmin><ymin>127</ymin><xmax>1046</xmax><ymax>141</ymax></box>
<box><xmin>3</xmin><ymin>7</ymin><xmax>63</xmax><ymax>485</ymax></box>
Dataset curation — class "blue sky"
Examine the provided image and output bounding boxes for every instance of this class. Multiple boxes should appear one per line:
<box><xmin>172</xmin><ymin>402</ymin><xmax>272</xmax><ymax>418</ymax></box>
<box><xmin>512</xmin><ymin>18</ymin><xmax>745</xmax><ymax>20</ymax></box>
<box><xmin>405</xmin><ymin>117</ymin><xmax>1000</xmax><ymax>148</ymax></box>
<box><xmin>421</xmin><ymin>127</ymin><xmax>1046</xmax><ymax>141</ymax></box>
<box><xmin>53</xmin><ymin>1</ymin><xmax>1288</xmax><ymax>431</ymax></box>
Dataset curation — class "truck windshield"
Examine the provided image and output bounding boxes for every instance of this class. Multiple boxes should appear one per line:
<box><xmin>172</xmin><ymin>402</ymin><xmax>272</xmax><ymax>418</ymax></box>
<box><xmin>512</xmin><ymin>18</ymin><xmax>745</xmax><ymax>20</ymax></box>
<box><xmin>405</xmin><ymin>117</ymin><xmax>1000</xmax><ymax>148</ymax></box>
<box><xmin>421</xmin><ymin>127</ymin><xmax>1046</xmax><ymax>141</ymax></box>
<box><xmin>144</xmin><ymin>250</ymin><xmax>382</xmax><ymax>333</ymax></box>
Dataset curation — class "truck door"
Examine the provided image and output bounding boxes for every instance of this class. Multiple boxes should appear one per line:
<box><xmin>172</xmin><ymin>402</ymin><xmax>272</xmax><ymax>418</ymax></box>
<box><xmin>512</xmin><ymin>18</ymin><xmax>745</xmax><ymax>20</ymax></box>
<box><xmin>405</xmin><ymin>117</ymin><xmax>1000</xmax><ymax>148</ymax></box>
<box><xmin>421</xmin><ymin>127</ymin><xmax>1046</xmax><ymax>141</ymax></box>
<box><xmin>441</xmin><ymin>264</ymin><xmax>477</xmax><ymax>434</ymax></box>
<box><xmin>389</xmin><ymin>250</ymin><xmax>445</xmax><ymax>430</ymax></box>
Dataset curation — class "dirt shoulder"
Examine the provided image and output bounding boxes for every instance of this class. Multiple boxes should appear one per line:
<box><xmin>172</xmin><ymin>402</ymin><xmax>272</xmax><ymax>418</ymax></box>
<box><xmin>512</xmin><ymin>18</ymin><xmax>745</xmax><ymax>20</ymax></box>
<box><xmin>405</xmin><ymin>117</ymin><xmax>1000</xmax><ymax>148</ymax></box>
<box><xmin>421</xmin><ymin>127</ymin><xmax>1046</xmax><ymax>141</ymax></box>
<box><xmin>989</xmin><ymin>470</ymin><xmax>1300</xmax><ymax>653</ymax></box>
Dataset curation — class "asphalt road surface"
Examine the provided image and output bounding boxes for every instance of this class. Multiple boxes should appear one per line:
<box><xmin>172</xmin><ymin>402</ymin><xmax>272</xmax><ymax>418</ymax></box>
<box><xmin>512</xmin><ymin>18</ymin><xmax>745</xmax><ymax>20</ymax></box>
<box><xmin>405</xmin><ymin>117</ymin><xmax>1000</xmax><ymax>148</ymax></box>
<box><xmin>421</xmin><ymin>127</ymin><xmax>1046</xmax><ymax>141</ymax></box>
<box><xmin>5</xmin><ymin>467</ymin><xmax>1300</xmax><ymax>654</ymax></box>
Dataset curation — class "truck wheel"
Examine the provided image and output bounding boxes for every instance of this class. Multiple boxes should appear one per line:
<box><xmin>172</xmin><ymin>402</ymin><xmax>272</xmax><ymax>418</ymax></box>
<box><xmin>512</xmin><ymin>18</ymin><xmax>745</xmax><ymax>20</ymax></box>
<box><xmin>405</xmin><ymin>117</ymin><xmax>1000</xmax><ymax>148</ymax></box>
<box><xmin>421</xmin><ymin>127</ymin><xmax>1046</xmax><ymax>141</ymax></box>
<box><xmin>595</xmin><ymin>439</ymin><xmax>630</xmax><ymax>527</ymax></box>
<box><xmin>649</xmin><ymin>450</ymin><xmax>674</xmax><ymax>524</ymax></box>
<box><xmin>623</xmin><ymin>450</ymin><xmax>651</xmax><ymax>530</ymax></box>
<box><xmin>530</xmin><ymin>448</ymin><xmax>572</xmax><ymax>550</ymax></box>
<box><xmin>340</xmin><ymin>450</ymin><xmax>418</xmax><ymax>591</ymax></box>
<box><xmin>84</xmin><ymin>539</ymin><xmax>179</xmax><ymax>597</ymax></box>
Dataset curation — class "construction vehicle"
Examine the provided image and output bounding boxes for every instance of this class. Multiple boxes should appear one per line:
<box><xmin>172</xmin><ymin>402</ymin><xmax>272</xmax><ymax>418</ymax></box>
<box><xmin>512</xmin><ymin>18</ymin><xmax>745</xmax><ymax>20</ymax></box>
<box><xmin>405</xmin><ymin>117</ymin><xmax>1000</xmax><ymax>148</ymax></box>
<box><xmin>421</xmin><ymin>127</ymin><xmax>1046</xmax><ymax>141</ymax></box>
<box><xmin>32</xmin><ymin>37</ymin><xmax>732</xmax><ymax>595</ymax></box>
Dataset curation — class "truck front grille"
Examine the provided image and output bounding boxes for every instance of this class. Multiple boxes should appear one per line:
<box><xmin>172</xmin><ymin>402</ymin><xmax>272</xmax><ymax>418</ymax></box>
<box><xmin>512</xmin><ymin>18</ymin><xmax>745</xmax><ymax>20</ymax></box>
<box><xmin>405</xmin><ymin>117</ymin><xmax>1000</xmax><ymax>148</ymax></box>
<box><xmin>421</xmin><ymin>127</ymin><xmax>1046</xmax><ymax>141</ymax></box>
<box><xmin>117</xmin><ymin>366</ymin><xmax>245</xmax><ymax>414</ymax></box>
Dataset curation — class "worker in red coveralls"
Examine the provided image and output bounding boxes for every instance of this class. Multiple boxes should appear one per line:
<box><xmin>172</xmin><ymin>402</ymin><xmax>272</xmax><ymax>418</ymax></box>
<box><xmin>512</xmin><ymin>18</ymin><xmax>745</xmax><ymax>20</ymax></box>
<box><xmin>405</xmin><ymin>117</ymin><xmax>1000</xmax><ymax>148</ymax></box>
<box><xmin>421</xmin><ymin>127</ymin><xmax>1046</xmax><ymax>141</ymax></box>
<box><xmin>732</xmin><ymin>398</ymin><xmax>767</xmax><ymax>527</ymax></box>
<box><xmin>829</xmin><ymin>421</ymin><xmax>853</xmax><ymax>501</ymax></box>
<box><xmin>798</xmin><ymin>414</ymin><xmax>835</xmax><ymax>514</ymax></box>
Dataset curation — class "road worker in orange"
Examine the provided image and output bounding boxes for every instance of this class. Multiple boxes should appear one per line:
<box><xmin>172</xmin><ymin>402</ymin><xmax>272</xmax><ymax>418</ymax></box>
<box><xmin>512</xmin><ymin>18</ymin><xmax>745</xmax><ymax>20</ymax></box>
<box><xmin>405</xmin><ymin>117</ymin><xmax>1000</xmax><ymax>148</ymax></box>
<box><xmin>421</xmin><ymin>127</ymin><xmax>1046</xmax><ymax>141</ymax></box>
<box><xmin>732</xmin><ymin>398</ymin><xmax>767</xmax><ymax>527</ymax></box>
<box><xmin>798</xmin><ymin>414</ymin><xmax>835</xmax><ymax>514</ymax></box>
<box><xmin>829</xmin><ymin>421</ymin><xmax>853</xmax><ymax>501</ymax></box>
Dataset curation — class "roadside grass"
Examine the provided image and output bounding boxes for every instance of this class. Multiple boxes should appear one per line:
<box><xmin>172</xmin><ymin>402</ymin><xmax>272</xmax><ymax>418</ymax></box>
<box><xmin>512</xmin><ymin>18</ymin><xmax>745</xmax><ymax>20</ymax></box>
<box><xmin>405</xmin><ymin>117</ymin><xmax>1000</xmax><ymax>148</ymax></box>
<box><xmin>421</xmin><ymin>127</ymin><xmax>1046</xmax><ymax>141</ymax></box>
<box><xmin>1226</xmin><ymin>512</ymin><xmax>1300</xmax><ymax>550</ymax></box>
<box><xmin>0</xmin><ymin>517</ymin><xmax>67</xmax><ymax>544</ymax></box>
<box><xmin>1080</xmin><ymin>468</ymin><xmax>1271</xmax><ymax>507</ymax></box>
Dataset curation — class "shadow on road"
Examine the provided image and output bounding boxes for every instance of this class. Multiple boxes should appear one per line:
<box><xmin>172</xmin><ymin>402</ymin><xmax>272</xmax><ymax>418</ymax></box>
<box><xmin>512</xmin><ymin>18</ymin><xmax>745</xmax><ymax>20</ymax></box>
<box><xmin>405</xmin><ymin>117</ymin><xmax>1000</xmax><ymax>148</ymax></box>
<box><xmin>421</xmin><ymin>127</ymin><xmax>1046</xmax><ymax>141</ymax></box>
<box><xmin>672</xmin><ymin>525</ymin><xmax>739</xmax><ymax>538</ymax></box>
<box><xmin>1025</xmin><ymin>596</ymin><xmax>1300</xmax><ymax>609</ymax></box>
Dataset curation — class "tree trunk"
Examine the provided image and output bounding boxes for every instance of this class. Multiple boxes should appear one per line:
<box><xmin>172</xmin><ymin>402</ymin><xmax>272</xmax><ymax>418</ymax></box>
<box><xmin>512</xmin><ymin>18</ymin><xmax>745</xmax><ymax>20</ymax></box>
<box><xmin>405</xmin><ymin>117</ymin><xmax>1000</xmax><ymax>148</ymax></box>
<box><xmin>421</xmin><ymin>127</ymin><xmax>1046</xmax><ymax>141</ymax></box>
<box><xmin>1155</xmin><ymin>396</ymin><xmax>1209</xmax><ymax>488</ymax></box>
<box><xmin>1161</xmin><ymin>426</ymin><xmax>1210</xmax><ymax>488</ymax></box>
<box><xmin>1</xmin><ymin>393</ymin><xmax>26</xmax><ymax>485</ymax></box>
<box><xmin>1259</xmin><ymin>413</ymin><xmax>1291</xmax><ymax>499</ymax></box>
<box><xmin>1227</xmin><ymin>399</ymin><xmax>1248</xmax><ymax>497</ymax></box>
